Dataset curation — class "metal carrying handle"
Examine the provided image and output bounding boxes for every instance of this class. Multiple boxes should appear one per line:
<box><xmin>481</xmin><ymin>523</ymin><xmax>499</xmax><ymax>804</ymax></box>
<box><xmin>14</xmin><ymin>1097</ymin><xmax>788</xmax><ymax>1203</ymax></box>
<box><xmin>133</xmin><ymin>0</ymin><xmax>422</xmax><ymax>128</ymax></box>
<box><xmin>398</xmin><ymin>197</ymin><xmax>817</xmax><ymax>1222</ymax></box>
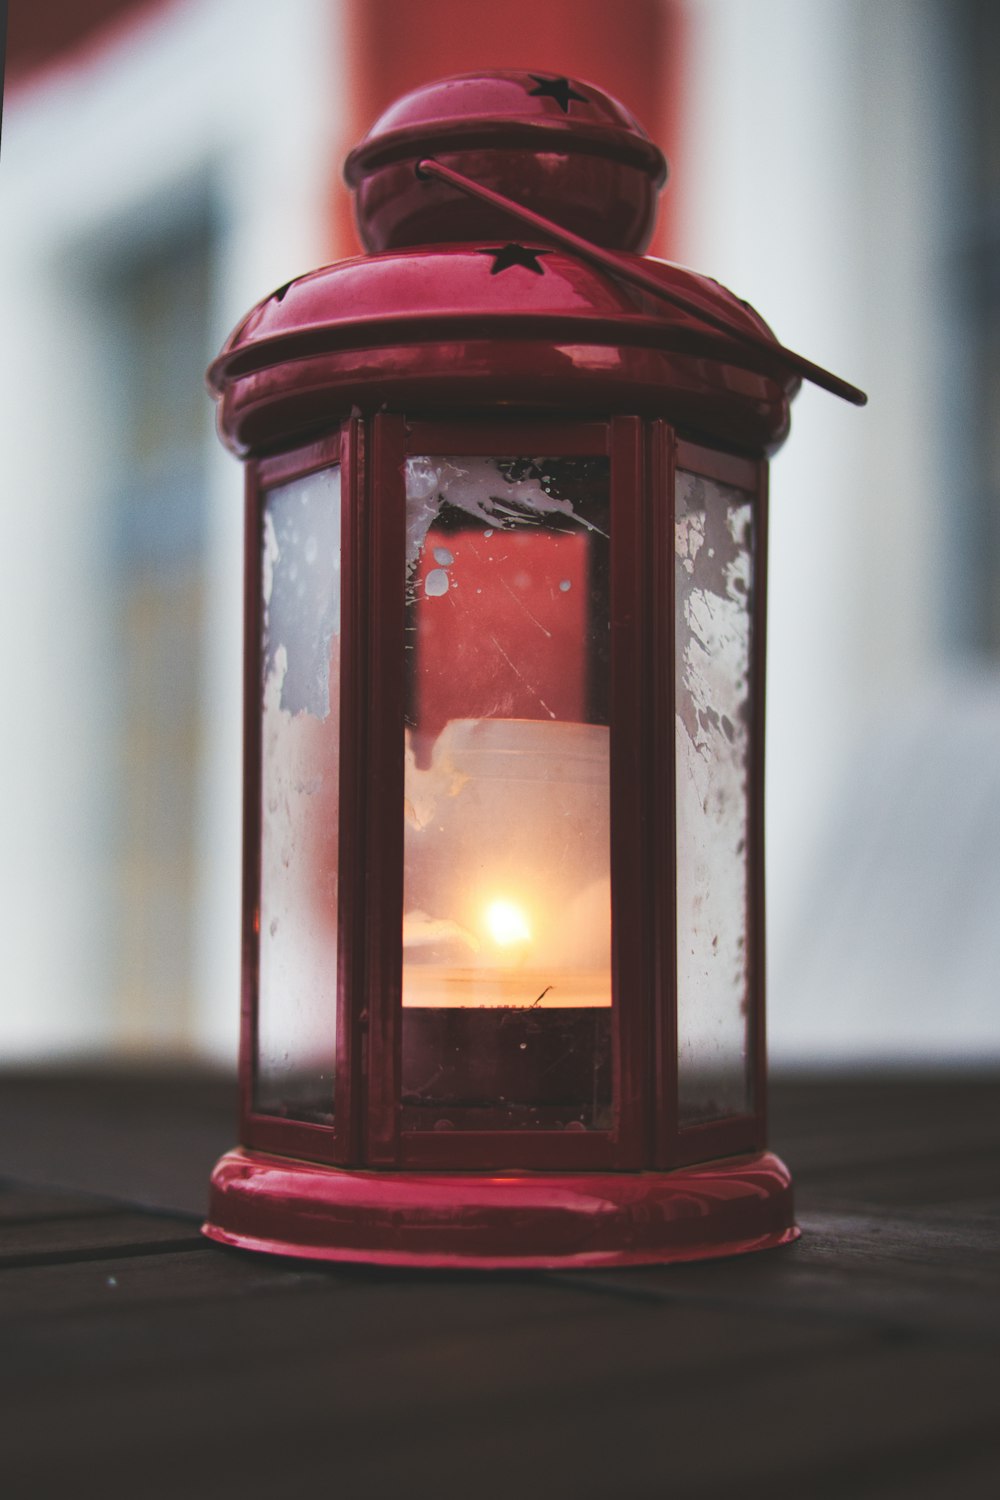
<box><xmin>416</xmin><ymin>157</ymin><xmax>867</xmax><ymax>408</ymax></box>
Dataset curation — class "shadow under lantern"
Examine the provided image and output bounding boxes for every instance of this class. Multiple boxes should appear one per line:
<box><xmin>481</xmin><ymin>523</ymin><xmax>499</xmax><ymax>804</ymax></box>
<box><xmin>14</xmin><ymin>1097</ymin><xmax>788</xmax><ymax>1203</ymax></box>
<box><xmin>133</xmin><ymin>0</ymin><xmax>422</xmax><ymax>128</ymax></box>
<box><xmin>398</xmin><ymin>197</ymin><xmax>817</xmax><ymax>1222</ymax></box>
<box><xmin>204</xmin><ymin>71</ymin><xmax>864</xmax><ymax>1268</ymax></box>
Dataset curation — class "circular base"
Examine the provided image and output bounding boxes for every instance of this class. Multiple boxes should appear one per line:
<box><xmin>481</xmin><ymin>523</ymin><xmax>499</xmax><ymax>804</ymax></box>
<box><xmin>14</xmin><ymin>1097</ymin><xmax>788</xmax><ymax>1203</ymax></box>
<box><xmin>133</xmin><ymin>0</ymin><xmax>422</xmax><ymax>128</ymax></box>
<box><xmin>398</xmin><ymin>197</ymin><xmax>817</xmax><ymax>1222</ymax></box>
<box><xmin>204</xmin><ymin>1148</ymin><xmax>798</xmax><ymax>1270</ymax></box>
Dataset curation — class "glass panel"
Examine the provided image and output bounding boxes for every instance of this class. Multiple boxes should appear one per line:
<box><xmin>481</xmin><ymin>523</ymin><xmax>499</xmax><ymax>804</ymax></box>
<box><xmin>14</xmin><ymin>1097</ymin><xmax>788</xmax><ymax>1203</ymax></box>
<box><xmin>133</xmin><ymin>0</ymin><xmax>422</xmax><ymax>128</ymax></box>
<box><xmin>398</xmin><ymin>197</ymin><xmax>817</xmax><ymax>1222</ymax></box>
<box><xmin>402</xmin><ymin>456</ymin><xmax>612</xmax><ymax>1132</ymax></box>
<box><xmin>256</xmin><ymin>464</ymin><xmax>342</xmax><ymax>1122</ymax></box>
<box><xmin>675</xmin><ymin>469</ymin><xmax>754</xmax><ymax>1124</ymax></box>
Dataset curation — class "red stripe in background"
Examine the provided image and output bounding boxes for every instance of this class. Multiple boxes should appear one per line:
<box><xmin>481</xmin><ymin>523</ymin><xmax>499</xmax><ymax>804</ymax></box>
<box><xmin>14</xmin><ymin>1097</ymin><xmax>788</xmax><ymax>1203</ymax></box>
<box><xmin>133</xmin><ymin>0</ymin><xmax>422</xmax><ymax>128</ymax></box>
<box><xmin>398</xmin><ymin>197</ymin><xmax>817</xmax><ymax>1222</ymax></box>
<box><xmin>5</xmin><ymin>0</ymin><xmax>170</xmax><ymax>91</ymax></box>
<box><xmin>337</xmin><ymin>0</ymin><xmax>686</xmax><ymax>262</ymax></box>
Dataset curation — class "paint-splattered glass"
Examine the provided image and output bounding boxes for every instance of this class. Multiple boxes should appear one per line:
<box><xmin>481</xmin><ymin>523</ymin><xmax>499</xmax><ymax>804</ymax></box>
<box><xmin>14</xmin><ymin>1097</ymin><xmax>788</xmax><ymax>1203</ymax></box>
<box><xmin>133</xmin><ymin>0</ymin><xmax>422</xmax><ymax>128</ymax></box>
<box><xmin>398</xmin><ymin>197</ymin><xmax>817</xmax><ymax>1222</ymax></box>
<box><xmin>675</xmin><ymin>469</ymin><xmax>754</xmax><ymax>1123</ymax></box>
<box><xmin>256</xmin><ymin>465</ymin><xmax>342</xmax><ymax>1121</ymax></box>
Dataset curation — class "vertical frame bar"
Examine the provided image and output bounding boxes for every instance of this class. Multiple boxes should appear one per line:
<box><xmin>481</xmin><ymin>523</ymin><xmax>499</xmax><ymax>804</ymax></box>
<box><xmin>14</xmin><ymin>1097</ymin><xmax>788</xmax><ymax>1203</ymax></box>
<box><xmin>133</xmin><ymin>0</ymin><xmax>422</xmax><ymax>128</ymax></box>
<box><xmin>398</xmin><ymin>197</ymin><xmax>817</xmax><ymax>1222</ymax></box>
<box><xmin>608</xmin><ymin>415</ymin><xmax>647</xmax><ymax>1164</ymax></box>
<box><xmin>364</xmin><ymin>413</ymin><xmax>408</xmax><ymax>1165</ymax></box>
<box><xmin>237</xmin><ymin>471</ymin><xmax>263</xmax><ymax>1152</ymax></box>
<box><xmin>649</xmin><ymin>420</ymin><xmax>678</xmax><ymax>1169</ymax></box>
<box><xmin>332</xmin><ymin>416</ymin><xmax>366</xmax><ymax>1164</ymax></box>
<box><xmin>749</xmin><ymin>459</ymin><xmax>770</xmax><ymax>1148</ymax></box>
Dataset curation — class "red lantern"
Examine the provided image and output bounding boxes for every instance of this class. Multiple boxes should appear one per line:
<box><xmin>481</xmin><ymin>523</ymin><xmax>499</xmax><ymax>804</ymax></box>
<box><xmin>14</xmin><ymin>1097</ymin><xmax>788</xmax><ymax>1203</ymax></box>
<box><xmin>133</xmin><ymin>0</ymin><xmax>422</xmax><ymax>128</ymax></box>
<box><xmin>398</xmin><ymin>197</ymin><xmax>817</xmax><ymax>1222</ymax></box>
<box><xmin>203</xmin><ymin>71</ymin><xmax>864</xmax><ymax>1268</ymax></box>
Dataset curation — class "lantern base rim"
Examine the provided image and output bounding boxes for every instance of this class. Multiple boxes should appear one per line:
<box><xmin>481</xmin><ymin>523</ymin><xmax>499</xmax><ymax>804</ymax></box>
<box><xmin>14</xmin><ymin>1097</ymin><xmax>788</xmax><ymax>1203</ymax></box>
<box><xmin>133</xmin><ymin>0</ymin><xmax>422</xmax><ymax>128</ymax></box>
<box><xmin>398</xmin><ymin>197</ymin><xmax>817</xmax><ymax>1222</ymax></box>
<box><xmin>204</xmin><ymin>1148</ymin><xmax>798</xmax><ymax>1269</ymax></box>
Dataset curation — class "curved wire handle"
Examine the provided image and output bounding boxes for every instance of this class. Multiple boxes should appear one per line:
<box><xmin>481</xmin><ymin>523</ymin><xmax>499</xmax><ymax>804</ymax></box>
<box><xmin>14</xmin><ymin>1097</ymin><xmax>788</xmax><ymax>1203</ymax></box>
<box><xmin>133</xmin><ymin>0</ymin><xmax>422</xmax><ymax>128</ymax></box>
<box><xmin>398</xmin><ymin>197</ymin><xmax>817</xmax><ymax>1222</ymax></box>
<box><xmin>417</xmin><ymin>157</ymin><xmax>867</xmax><ymax>407</ymax></box>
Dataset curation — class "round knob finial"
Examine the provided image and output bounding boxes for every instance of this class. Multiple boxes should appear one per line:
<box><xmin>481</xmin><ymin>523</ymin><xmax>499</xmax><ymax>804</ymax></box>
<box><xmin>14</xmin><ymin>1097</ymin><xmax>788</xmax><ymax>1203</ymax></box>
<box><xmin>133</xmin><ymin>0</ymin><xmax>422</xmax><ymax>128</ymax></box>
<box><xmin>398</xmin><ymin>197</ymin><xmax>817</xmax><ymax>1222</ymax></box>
<box><xmin>344</xmin><ymin>70</ymin><xmax>667</xmax><ymax>254</ymax></box>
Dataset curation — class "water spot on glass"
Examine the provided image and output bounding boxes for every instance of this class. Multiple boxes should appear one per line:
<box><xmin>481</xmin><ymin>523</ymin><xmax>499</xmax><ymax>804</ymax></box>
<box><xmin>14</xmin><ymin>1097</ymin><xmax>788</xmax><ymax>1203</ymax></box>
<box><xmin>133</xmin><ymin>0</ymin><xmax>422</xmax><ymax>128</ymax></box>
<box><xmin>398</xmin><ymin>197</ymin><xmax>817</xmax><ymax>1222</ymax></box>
<box><xmin>434</xmin><ymin>1118</ymin><xmax>455</xmax><ymax>1131</ymax></box>
<box><xmin>106</xmin><ymin>1276</ymin><xmax>118</xmax><ymax>1289</ymax></box>
<box><xmin>425</xmin><ymin>568</ymin><xmax>449</xmax><ymax>597</ymax></box>
<box><xmin>269</xmin><ymin>918</ymin><xmax>278</xmax><ymax>937</ymax></box>
<box><xmin>565</xmin><ymin>1120</ymin><xmax>586</xmax><ymax>1132</ymax></box>
<box><xmin>519</xmin><ymin>1041</ymin><xmax>527</xmax><ymax>1050</ymax></box>
<box><xmin>559</xmin><ymin>579</ymin><xmax>571</xmax><ymax>592</ymax></box>
<box><xmin>433</xmin><ymin>546</ymin><xmax>454</xmax><ymax>566</ymax></box>
<box><xmin>304</xmin><ymin>536</ymin><xmax>318</xmax><ymax>565</ymax></box>
<box><xmin>514</xmin><ymin>571</ymin><xmax>531</xmax><ymax>589</ymax></box>
<box><xmin>483</xmin><ymin>529</ymin><xmax>494</xmax><ymax>538</ymax></box>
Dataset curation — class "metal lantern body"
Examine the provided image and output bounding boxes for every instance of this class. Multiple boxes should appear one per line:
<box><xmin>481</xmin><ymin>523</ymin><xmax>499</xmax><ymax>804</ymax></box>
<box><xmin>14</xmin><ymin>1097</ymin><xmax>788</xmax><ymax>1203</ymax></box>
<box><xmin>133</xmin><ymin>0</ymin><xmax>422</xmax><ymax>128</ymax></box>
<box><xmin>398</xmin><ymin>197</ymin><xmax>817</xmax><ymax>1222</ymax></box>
<box><xmin>204</xmin><ymin>72</ymin><xmax>805</xmax><ymax>1268</ymax></box>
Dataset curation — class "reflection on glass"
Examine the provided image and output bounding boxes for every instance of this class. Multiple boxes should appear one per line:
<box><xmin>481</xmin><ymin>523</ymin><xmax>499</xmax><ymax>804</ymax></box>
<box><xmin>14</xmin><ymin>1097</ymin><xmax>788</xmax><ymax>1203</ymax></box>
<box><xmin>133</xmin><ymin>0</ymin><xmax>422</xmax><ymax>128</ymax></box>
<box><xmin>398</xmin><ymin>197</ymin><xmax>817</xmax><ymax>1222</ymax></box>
<box><xmin>675</xmin><ymin>470</ymin><xmax>754</xmax><ymax>1124</ymax></box>
<box><xmin>256</xmin><ymin>464</ymin><xmax>341</xmax><ymax>1122</ymax></box>
<box><xmin>402</xmin><ymin>456</ymin><xmax>612</xmax><ymax>1131</ymax></box>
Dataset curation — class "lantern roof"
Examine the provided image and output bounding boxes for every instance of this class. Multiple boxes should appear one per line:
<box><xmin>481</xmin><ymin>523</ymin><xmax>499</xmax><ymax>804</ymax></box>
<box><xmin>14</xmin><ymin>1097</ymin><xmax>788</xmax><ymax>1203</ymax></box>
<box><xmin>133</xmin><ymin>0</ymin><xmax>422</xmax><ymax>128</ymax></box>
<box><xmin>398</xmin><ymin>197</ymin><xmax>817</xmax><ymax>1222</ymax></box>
<box><xmin>208</xmin><ymin>69</ymin><xmax>816</xmax><ymax>458</ymax></box>
<box><xmin>208</xmin><ymin>241</ymin><xmax>798</xmax><ymax>458</ymax></box>
<box><xmin>344</xmin><ymin>70</ymin><xmax>667</xmax><ymax>254</ymax></box>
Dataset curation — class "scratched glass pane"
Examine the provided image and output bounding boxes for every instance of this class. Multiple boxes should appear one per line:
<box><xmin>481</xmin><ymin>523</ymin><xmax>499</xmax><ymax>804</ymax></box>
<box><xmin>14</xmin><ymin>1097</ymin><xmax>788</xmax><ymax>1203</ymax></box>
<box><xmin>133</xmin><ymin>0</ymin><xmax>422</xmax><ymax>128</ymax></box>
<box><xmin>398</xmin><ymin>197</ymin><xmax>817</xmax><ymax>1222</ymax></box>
<box><xmin>401</xmin><ymin>456</ymin><xmax>612</xmax><ymax>1132</ymax></box>
<box><xmin>675</xmin><ymin>470</ymin><xmax>753</xmax><ymax>1124</ymax></box>
<box><xmin>256</xmin><ymin>464</ymin><xmax>341</xmax><ymax>1123</ymax></box>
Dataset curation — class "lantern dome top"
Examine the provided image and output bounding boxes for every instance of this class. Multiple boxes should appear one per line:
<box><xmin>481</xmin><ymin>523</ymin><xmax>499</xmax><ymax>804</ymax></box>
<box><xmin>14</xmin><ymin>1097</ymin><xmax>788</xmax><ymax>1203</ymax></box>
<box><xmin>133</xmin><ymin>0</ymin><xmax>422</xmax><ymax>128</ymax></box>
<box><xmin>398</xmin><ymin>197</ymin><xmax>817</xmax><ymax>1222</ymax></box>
<box><xmin>344</xmin><ymin>70</ymin><xmax>667</xmax><ymax>254</ymax></box>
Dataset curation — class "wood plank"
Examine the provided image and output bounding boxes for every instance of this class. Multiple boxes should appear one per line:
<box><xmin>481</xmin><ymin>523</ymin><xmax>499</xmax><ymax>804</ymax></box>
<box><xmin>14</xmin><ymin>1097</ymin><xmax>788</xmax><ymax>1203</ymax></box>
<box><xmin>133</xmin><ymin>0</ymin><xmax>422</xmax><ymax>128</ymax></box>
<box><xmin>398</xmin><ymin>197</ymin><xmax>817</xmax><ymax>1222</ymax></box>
<box><xmin>0</xmin><ymin>1070</ymin><xmax>997</xmax><ymax>1500</ymax></box>
<box><xmin>0</xmin><ymin>1210</ymin><xmax>203</xmax><ymax>1272</ymax></box>
<box><xmin>0</xmin><ymin>1066</ymin><xmax>237</xmax><ymax>1217</ymax></box>
<box><xmin>0</xmin><ymin>1181</ymin><xmax>121</xmax><ymax>1223</ymax></box>
<box><xmin>2</xmin><ymin>1276</ymin><xmax>997</xmax><ymax>1499</ymax></box>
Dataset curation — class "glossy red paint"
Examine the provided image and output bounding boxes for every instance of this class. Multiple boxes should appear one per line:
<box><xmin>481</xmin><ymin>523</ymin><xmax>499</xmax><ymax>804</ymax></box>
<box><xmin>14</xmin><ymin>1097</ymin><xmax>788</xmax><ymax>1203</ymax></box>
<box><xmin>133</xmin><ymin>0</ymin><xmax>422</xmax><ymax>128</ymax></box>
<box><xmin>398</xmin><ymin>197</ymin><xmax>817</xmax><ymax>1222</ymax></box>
<box><xmin>203</xmin><ymin>70</ymin><xmax>829</xmax><ymax>1267</ymax></box>
<box><xmin>208</xmin><ymin>241</ymin><xmax>798</xmax><ymax>459</ymax></box>
<box><xmin>206</xmin><ymin>1149</ymin><xmax>798</xmax><ymax>1270</ymax></box>
<box><xmin>344</xmin><ymin>69</ymin><xmax>666</xmax><ymax>254</ymax></box>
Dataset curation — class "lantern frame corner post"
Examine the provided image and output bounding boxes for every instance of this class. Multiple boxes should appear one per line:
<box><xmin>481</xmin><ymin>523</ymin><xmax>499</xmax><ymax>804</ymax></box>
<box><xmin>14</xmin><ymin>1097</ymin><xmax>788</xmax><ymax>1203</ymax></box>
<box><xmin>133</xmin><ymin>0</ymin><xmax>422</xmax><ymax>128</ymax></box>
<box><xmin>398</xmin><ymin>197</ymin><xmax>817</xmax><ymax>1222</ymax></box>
<box><xmin>364</xmin><ymin>411</ymin><xmax>408</xmax><ymax>1167</ymax></box>
<box><xmin>607</xmin><ymin>413</ymin><xmax>650</xmax><ymax>1166</ymax></box>
<box><xmin>750</xmin><ymin>455</ymin><xmax>770</xmax><ymax>1151</ymax></box>
<box><xmin>648</xmin><ymin>417</ymin><xmax>679</xmax><ymax>1170</ymax></box>
<box><xmin>336</xmin><ymin>414</ymin><xmax>369</xmax><ymax>1166</ymax></box>
<box><xmin>237</xmin><ymin>464</ymin><xmax>262</xmax><ymax>1156</ymax></box>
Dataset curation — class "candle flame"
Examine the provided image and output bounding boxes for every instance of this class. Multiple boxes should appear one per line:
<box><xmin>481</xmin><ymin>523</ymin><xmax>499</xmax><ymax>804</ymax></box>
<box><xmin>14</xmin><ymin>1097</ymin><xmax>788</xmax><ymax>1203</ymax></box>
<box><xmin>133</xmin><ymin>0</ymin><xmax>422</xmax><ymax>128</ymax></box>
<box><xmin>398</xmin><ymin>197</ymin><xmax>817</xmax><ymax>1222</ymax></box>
<box><xmin>484</xmin><ymin>899</ymin><xmax>531</xmax><ymax>947</ymax></box>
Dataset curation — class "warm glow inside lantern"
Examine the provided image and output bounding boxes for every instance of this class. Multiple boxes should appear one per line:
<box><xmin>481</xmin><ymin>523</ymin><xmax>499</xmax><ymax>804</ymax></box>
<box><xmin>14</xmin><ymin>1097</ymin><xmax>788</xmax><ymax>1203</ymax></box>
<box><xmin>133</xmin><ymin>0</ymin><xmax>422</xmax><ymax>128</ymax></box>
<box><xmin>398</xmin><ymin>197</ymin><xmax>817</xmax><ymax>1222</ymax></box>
<box><xmin>203</xmin><ymin>71</ymin><xmax>864</xmax><ymax>1268</ymax></box>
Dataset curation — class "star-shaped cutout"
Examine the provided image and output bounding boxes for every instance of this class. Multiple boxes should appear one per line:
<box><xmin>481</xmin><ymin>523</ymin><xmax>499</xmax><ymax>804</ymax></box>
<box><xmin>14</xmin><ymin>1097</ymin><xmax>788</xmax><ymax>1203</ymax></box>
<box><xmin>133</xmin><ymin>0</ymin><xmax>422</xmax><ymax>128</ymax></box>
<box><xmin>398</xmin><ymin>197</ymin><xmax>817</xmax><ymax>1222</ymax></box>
<box><xmin>527</xmin><ymin>75</ymin><xmax>588</xmax><ymax>113</ymax></box>
<box><xmin>478</xmin><ymin>244</ymin><xmax>551</xmax><ymax>276</ymax></box>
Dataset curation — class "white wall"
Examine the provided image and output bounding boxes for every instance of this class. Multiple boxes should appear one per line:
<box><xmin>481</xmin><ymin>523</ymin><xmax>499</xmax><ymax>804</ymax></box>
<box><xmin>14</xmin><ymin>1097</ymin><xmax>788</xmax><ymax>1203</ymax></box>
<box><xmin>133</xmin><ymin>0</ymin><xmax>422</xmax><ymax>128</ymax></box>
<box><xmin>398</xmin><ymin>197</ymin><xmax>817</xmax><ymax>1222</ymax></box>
<box><xmin>679</xmin><ymin>0</ymin><xmax>998</xmax><ymax>1062</ymax></box>
<box><xmin>3</xmin><ymin>0</ymin><xmax>994</xmax><ymax>1069</ymax></box>
<box><xmin>0</xmin><ymin>0</ymin><xmax>345</xmax><ymax>1062</ymax></box>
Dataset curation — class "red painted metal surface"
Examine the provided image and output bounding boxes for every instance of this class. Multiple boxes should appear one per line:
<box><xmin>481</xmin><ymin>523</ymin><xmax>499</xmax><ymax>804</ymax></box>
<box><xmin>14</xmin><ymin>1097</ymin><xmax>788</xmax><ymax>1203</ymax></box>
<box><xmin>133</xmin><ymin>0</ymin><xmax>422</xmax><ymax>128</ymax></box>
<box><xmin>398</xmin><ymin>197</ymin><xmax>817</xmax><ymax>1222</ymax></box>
<box><xmin>203</xmin><ymin>70</ymin><xmax>829</xmax><ymax>1265</ymax></box>
<box><xmin>344</xmin><ymin>69</ymin><xmax>666</xmax><ymax>254</ymax></box>
<box><xmin>205</xmin><ymin>1148</ymin><xmax>798</xmax><ymax>1270</ymax></box>
<box><xmin>208</xmin><ymin>243</ymin><xmax>798</xmax><ymax>459</ymax></box>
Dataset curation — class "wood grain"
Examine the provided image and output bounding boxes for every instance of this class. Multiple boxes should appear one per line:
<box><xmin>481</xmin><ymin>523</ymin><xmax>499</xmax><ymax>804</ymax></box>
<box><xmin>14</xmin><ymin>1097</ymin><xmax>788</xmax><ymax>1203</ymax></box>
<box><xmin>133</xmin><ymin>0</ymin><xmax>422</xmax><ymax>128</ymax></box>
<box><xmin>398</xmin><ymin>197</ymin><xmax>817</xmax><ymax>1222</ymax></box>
<box><xmin>1</xmin><ymin>1069</ymin><xmax>997</xmax><ymax>1499</ymax></box>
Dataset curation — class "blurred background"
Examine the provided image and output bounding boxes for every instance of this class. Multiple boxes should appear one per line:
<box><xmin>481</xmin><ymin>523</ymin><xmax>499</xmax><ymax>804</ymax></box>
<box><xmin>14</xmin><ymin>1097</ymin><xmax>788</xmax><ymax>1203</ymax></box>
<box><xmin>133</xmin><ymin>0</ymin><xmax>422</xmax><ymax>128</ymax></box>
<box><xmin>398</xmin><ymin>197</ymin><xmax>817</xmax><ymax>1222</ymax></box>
<box><xmin>1</xmin><ymin>0</ymin><xmax>997</xmax><ymax>1072</ymax></box>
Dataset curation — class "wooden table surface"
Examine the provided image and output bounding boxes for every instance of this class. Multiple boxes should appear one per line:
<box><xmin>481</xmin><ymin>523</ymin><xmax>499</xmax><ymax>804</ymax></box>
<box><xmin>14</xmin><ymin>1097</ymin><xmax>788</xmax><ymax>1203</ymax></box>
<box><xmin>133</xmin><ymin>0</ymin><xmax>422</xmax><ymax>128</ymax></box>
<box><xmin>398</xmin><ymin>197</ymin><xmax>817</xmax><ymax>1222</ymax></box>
<box><xmin>1</xmin><ymin>1069</ymin><xmax>997</xmax><ymax>1499</ymax></box>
